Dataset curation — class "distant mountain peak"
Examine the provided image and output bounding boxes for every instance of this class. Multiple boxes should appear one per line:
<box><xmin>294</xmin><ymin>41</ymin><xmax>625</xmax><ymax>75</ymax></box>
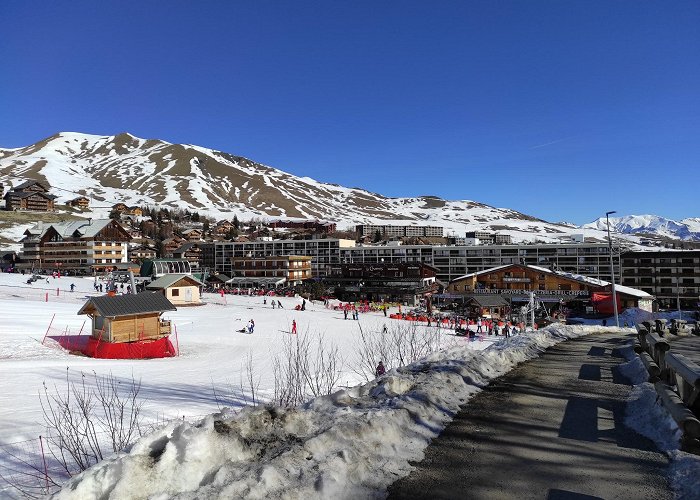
<box><xmin>1</xmin><ymin>132</ymin><xmax>696</xmax><ymax>244</ymax></box>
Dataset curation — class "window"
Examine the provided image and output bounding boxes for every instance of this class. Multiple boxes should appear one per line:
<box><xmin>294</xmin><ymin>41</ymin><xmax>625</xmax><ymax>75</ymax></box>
<box><xmin>171</xmin><ymin>289</ymin><xmax>180</xmax><ymax>297</ymax></box>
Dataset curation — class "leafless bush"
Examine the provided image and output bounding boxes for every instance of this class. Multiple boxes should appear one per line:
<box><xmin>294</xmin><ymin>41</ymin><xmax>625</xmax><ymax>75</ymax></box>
<box><xmin>39</xmin><ymin>369</ymin><xmax>144</xmax><ymax>476</ymax></box>
<box><xmin>272</xmin><ymin>331</ymin><xmax>344</xmax><ymax>407</ymax></box>
<box><xmin>240</xmin><ymin>351</ymin><xmax>261</xmax><ymax>407</ymax></box>
<box><xmin>353</xmin><ymin>322</ymin><xmax>457</xmax><ymax>382</ymax></box>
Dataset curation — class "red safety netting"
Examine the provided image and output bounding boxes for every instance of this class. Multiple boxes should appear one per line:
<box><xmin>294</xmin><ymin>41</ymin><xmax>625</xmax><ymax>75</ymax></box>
<box><xmin>591</xmin><ymin>292</ymin><xmax>623</xmax><ymax>315</ymax></box>
<box><xmin>49</xmin><ymin>334</ymin><xmax>176</xmax><ymax>359</ymax></box>
<box><xmin>83</xmin><ymin>336</ymin><xmax>177</xmax><ymax>359</ymax></box>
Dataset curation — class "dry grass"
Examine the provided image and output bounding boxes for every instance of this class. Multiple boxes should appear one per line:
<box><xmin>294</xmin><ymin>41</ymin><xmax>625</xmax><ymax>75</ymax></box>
<box><xmin>0</xmin><ymin>209</ymin><xmax>84</xmax><ymax>247</ymax></box>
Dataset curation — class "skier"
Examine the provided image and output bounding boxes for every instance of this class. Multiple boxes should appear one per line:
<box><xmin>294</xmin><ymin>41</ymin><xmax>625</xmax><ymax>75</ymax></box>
<box><xmin>375</xmin><ymin>361</ymin><xmax>386</xmax><ymax>377</ymax></box>
<box><xmin>301</xmin><ymin>299</ymin><xmax>306</xmax><ymax>311</ymax></box>
<box><xmin>291</xmin><ymin>320</ymin><xmax>297</xmax><ymax>335</ymax></box>
<box><xmin>70</xmin><ymin>283</ymin><xmax>75</xmax><ymax>292</ymax></box>
<box><xmin>248</xmin><ymin>319</ymin><xmax>255</xmax><ymax>334</ymax></box>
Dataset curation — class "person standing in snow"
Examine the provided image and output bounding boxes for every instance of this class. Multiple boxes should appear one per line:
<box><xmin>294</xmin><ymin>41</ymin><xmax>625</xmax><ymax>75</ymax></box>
<box><xmin>291</xmin><ymin>320</ymin><xmax>297</xmax><ymax>335</ymax></box>
<box><xmin>248</xmin><ymin>319</ymin><xmax>255</xmax><ymax>334</ymax></box>
<box><xmin>375</xmin><ymin>361</ymin><xmax>386</xmax><ymax>377</ymax></box>
<box><xmin>476</xmin><ymin>317</ymin><xmax>483</xmax><ymax>333</ymax></box>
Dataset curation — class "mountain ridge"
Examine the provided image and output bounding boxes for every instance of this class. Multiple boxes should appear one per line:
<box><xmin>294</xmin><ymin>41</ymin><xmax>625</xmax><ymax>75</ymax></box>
<box><xmin>1</xmin><ymin>132</ymin><xmax>698</xmax><ymax>243</ymax></box>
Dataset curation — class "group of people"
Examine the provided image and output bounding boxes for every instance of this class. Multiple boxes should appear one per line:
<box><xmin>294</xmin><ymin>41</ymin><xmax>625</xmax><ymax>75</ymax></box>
<box><xmin>343</xmin><ymin>308</ymin><xmax>360</xmax><ymax>320</ymax></box>
<box><xmin>237</xmin><ymin>319</ymin><xmax>255</xmax><ymax>334</ymax></box>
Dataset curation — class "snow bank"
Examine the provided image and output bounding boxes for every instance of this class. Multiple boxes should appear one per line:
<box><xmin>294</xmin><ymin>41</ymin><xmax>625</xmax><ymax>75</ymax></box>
<box><xmin>619</xmin><ymin>343</ymin><xmax>700</xmax><ymax>499</ymax></box>
<box><xmin>53</xmin><ymin>325</ymin><xmax>594</xmax><ymax>499</ymax></box>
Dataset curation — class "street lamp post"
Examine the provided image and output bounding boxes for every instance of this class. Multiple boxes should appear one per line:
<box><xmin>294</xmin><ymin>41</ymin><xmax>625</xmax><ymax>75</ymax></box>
<box><xmin>605</xmin><ymin>211</ymin><xmax>620</xmax><ymax>328</ymax></box>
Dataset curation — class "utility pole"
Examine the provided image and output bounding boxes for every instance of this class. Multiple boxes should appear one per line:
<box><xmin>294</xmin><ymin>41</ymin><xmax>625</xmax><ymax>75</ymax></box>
<box><xmin>605</xmin><ymin>211</ymin><xmax>620</xmax><ymax>328</ymax></box>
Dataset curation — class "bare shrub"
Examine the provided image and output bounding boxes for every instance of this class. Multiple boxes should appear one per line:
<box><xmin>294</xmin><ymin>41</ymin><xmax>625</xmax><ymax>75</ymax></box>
<box><xmin>240</xmin><ymin>351</ymin><xmax>262</xmax><ymax>407</ymax></box>
<box><xmin>40</xmin><ymin>369</ymin><xmax>144</xmax><ymax>476</ymax></box>
<box><xmin>353</xmin><ymin>322</ymin><xmax>457</xmax><ymax>382</ymax></box>
<box><xmin>272</xmin><ymin>331</ymin><xmax>344</xmax><ymax>408</ymax></box>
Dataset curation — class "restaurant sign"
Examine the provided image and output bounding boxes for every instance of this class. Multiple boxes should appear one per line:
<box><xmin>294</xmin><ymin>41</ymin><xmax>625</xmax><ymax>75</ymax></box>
<box><xmin>473</xmin><ymin>289</ymin><xmax>589</xmax><ymax>297</ymax></box>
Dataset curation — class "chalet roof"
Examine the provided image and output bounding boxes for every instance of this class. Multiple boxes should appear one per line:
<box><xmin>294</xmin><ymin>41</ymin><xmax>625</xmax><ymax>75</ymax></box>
<box><xmin>452</xmin><ymin>263</ymin><xmax>653</xmax><ymax>299</ymax></box>
<box><xmin>71</xmin><ymin>196</ymin><xmax>89</xmax><ymax>201</ymax></box>
<box><xmin>13</xmin><ymin>180</ymin><xmax>50</xmax><ymax>191</ymax></box>
<box><xmin>450</xmin><ymin>265</ymin><xmax>512</xmax><ymax>281</ymax></box>
<box><xmin>173</xmin><ymin>242</ymin><xmax>200</xmax><ymax>254</ymax></box>
<box><xmin>77</xmin><ymin>292</ymin><xmax>176</xmax><ymax>317</ymax></box>
<box><xmin>207</xmin><ymin>273</ymin><xmax>231</xmax><ymax>283</ymax></box>
<box><xmin>464</xmin><ymin>295</ymin><xmax>510</xmax><ymax>307</ymax></box>
<box><xmin>4</xmin><ymin>191</ymin><xmax>57</xmax><ymax>200</ymax></box>
<box><xmin>146</xmin><ymin>273</ymin><xmax>205</xmax><ymax>289</ymax></box>
<box><xmin>47</xmin><ymin>219</ymin><xmax>123</xmax><ymax>239</ymax></box>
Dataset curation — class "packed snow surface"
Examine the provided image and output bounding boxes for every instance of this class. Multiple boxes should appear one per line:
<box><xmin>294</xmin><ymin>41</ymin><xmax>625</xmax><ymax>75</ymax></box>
<box><xmin>0</xmin><ymin>272</ymin><xmax>698</xmax><ymax>498</ymax></box>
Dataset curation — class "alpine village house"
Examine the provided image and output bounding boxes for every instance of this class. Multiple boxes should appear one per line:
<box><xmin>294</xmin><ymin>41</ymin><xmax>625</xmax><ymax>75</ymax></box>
<box><xmin>3</xmin><ymin>180</ymin><xmax>57</xmax><ymax>211</ymax></box>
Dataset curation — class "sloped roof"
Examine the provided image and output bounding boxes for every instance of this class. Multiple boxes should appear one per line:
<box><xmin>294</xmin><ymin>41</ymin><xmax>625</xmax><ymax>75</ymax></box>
<box><xmin>13</xmin><ymin>180</ymin><xmax>50</xmax><ymax>191</ymax></box>
<box><xmin>465</xmin><ymin>295</ymin><xmax>510</xmax><ymax>307</ymax></box>
<box><xmin>207</xmin><ymin>273</ymin><xmax>231</xmax><ymax>283</ymax></box>
<box><xmin>451</xmin><ymin>263</ymin><xmax>653</xmax><ymax>299</ymax></box>
<box><xmin>174</xmin><ymin>242</ymin><xmax>200</xmax><ymax>254</ymax></box>
<box><xmin>77</xmin><ymin>292</ymin><xmax>176</xmax><ymax>317</ymax></box>
<box><xmin>4</xmin><ymin>191</ymin><xmax>57</xmax><ymax>200</ymax></box>
<box><xmin>146</xmin><ymin>273</ymin><xmax>204</xmax><ymax>289</ymax></box>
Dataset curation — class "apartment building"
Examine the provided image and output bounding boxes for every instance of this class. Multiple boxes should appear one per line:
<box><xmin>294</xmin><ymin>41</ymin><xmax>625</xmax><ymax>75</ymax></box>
<box><xmin>230</xmin><ymin>255</ymin><xmax>313</xmax><ymax>287</ymax></box>
<box><xmin>356</xmin><ymin>225</ymin><xmax>444</xmax><ymax>239</ymax></box>
<box><xmin>620</xmin><ymin>250</ymin><xmax>700</xmax><ymax>310</ymax></box>
<box><xmin>340</xmin><ymin>242</ymin><xmax>621</xmax><ymax>285</ymax></box>
<box><xmin>214</xmin><ymin>238</ymin><xmax>355</xmax><ymax>278</ymax></box>
<box><xmin>19</xmin><ymin>219</ymin><xmax>131</xmax><ymax>272</ymax></box>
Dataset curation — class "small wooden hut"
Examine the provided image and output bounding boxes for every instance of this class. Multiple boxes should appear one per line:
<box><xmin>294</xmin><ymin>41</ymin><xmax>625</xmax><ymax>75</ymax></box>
<box><xmin>146</xmin><ymin>273</ymin><xmax>204</xmax><ymax>306</ymax></box>
<box><xmin>76</xmin><ymin>292</ymin><xmax>177</xmax><ymax>358</ymax></box>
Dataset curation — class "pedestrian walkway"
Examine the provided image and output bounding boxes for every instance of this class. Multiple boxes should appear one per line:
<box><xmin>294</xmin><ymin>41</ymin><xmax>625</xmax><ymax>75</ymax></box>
<box><xmin>388</xmin><ymin>331</ymin><xmax>672</xmax><ymax>499</ymax></box>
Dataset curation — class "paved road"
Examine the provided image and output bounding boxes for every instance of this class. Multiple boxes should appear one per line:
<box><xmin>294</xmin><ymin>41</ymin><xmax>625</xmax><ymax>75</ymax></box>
<box><xmin>388</xmin><ymin>331</ymin><xmax>672</xmax><ymax>500</ymax></box>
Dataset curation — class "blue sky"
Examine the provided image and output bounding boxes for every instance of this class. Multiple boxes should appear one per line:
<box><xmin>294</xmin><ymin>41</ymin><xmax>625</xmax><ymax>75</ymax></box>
<box><xmin>1</xmin><ymin>1</ymin><xmax>698</xmax><ymax>225</ymax></box>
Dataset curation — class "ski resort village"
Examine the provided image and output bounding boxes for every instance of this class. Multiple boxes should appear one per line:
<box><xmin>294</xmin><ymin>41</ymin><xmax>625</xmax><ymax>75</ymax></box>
<box><xmin>0</xmin><ymin>159</ymin><xmax>699</xmax><ymax>497</ymax></box>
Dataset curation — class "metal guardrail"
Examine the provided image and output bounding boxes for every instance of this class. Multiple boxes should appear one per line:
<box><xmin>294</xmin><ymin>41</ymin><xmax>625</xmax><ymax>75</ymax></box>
<box><xmin>635</xmin><ymin>323</ymin><xmax>700</xmax><ymax>453</ymax></box>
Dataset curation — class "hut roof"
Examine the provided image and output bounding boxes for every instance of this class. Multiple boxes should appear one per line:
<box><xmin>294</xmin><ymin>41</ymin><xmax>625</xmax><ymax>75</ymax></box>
<box><xmin>78</xmin><ymin>292</ymin><xmax>176</xmax><ymax>317</ymax></box>
<box><xmin>146</xmin><ymin>273</ymin><xmax>204</xmax><ymax>289</ymax></box>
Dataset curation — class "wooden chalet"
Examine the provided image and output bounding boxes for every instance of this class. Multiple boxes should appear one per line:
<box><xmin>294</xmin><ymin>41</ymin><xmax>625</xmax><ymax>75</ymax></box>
<box><xmin>445</xmin><ymin>263</ymin><xmax>653</xmax><ymax>318</ymax></box>
<box><xmin>127</xmin><ymin>206</ymin><xmax>143</xmax><ymax>217</ymax></box>
<box><xmin>213</xmin><ymin>220</ymin><xmax>234</xmax><ymax>235</ymax></box>
<box><xmin>129</xmin><ymin>242</ymin><xmax>158</xmax><ymax>261</ymax></box>
<box><xmin>69</xmin><ymin>196</ymin><xmax>90</xmax><ymax>208</ymax></box>
<box><xmin>146</xmin><ymin>273</ymin><xmax>204</xmax><ymax>306</ymax></box>
<box><xmin>76</xmin><ymin>292</ymin><xmax>177</xmax><ymax>359</ymax></box>
<box><xmin>112</xmin><ymin>203</ymin><xmax>129</xmax><ymax>213</ymax></box>
<box><xmin>4</xmin><ymin>180</ymin><xmax>56</xmax><ymax>211</ymax></box>
<box><xmin>161</xmin><ymin>237</ymin><xmax>185</xmax><ymax>257</ymax></box>
<box><xmin>172</xmin><ymin>242</ymin><xmax>204</xmax><ymax>269</ymax></box>
<box><xmin>182</xmin><ymin>228</ymin><xmax>203</xmax><ymax>242</ymax></box>
<box><xmin>206</xmin><ymin>273</ymin><xmax>231</xmax><ymax>289</ymax></box>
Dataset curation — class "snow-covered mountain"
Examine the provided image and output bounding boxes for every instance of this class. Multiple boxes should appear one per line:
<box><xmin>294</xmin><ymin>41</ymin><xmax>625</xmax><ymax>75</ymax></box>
<box><xmin>0</xmin><ymin>132</ymin><xmax>692</xmax><ymax>244</ymax></box>
<box><xmin>583</xmin><ymin>214</ymin><xmax>700</xmax><ymax>242</ymax></box>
